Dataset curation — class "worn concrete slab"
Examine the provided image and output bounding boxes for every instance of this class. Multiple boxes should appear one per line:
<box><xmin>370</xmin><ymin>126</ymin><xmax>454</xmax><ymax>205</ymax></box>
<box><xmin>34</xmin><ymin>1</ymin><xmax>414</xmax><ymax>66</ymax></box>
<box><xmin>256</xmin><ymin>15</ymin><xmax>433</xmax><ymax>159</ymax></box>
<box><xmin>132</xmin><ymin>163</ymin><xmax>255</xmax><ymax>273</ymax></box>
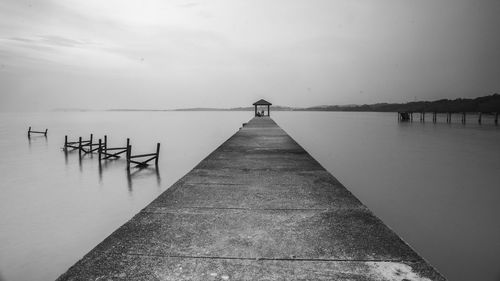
<box><xmin>71</xmin><ymin>208</ymin><xmax>420</xmax><ymax>261</ymax></box>
<box><xmin>57</xmin><ymin>116</ymin><xmax>445</xmax><ymax>280</ymax></box>
<box><xmin>182</xmin><ymin>169</ymin><xmax>345</xmax><ymax>187</ymax></box>
<box><xmin>146</xmin><ymin>182</ymin><xmax>362</xmax><ymax>210</ymax></box>
<box><xmin>58</xmin><ymin>254</ymin><xmax>444</xmax><ymax>281</ymax></box>
<box><xmin>195</xmin><ymin>152</ymin><xmax>323</xmax><ymax>171</ymax></box>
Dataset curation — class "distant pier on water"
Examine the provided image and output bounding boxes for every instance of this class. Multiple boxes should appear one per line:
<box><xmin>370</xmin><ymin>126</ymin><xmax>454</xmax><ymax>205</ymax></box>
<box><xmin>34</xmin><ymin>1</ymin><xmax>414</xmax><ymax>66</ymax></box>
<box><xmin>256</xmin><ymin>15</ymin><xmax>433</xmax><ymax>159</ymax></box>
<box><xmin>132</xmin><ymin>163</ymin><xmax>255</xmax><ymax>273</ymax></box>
<box><xmin>398</xmin><ymin>111</ymin><xmax>499</xmax><ymax>125</ymax></box>
<box><xmin>57</xmin><ymin>100</ymin><xmax>445</xmax><ymax>280</ymax></box>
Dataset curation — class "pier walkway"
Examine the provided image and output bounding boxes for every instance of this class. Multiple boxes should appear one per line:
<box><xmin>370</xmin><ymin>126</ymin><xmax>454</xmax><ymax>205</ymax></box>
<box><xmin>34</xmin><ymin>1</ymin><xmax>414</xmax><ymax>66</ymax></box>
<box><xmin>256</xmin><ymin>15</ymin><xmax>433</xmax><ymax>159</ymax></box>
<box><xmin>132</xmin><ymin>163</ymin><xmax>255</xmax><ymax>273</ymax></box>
<box><xmin>58</xmin><ymin>117</ymin><xmax>444</xmax><ymax>280</ymax></box>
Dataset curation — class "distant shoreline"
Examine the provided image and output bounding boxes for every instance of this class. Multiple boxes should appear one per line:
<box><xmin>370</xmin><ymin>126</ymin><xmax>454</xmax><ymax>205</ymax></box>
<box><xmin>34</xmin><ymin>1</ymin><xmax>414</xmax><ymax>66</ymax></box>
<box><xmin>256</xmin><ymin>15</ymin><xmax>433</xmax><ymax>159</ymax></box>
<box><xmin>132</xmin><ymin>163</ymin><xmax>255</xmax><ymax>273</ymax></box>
<box><xmin>53</xmin><ymin>93</ymin><xmax>500</xmax><ymax>113</ymax></box>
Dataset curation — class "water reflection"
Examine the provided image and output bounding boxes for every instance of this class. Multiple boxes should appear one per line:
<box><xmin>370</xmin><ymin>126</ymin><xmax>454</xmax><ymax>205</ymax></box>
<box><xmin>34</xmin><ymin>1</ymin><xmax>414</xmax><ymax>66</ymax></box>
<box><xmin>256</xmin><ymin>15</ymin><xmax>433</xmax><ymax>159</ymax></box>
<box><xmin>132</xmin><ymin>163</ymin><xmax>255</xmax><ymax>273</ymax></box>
<box><xmin>126</xmin><ymin>166</ymin><xmax>161</xmax><ymax>192</ymax></box>
<box><xmin>63</xmin><ymin>147</ymin><xmax>80</xmax><ymax>165</ymax></box>
<box><xmin>98</xmin><ymin>161</ymin><xmax>103</xmax><ymax>183</ymax></box>
<box><xmin>27</xmin><ymin>135</ymin><xmax>47</xmax><ymax>150</ymax></box>
<box><xmin>78</xmin><ymin>152</ymin><xmax>83</xmax><ymax>172</ymax></box>
<box><xmin>96</xmin><ymin>160</ymin><xmax>120</xmax><ymax>183</ymax></box>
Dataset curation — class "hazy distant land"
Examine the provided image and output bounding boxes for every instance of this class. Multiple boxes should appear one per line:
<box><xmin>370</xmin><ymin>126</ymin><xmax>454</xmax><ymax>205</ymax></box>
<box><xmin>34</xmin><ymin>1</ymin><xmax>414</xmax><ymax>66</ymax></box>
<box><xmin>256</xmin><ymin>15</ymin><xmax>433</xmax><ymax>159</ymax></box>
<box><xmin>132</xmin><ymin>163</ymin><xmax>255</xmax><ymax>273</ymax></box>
<box><xmin>54</xmin><ymin>94</ymin><xmax>500</xmax><ymax>113</ymax></box>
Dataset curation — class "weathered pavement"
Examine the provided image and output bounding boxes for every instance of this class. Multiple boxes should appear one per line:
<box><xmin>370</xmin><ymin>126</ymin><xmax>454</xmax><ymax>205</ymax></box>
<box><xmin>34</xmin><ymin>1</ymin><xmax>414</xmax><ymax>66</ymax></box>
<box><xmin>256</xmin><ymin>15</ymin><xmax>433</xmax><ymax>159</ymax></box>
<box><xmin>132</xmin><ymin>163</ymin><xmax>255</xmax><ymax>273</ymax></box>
<box><xmin>57</xmin><ymin>117</ymin><xmax>445</xmax><ymax>281</ymax></box>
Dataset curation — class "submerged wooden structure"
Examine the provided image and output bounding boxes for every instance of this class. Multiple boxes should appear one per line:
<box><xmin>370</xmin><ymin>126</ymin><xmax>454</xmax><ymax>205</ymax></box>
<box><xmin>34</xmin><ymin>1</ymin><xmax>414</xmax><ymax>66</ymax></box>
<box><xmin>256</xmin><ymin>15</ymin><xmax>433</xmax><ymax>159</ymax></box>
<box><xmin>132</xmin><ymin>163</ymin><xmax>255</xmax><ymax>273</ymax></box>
<box><xmin>57</xmin><ymin>116</ymin><xmax>444</xmax><ymax>280</ymax></box>
<box><xmin>27</xmin><ymin>126</ymin><xmax>47</xmax><ymax>137</ymax></box>
<box><xmin>64</xmin><ymin>134</ymin><xmax>160</xmax><ymax>168</ymax></box>
<box><xmin>97</xmin><ymin>136</ymin><xmax>128</xmax><ymax>161</ymax></box>
<box><xmin>126</xmin><ymin>142</ymin><xmax>160</xmax><ymax>168</ymax></box>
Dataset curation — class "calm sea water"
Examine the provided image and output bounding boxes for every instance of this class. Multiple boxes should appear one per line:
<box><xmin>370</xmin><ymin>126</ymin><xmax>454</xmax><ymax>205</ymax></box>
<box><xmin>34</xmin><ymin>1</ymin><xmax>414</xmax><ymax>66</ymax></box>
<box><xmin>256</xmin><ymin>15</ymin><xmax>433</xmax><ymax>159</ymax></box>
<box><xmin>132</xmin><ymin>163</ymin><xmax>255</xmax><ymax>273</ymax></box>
<box><xmin>0</xmin><ymin>111</ymin><xmax>499</xmax><ymax>281</ymax></box>
<box><xmin>274</xmin><ymin>112</ymin><xmax>500</xmax><ymax>281</ymax></box>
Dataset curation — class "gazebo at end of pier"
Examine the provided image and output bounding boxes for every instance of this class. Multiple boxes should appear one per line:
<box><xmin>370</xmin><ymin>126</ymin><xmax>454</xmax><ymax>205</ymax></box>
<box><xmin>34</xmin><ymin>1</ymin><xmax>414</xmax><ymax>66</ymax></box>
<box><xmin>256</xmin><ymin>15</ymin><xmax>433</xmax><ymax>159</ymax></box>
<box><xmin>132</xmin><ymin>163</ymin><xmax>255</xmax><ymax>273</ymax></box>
<box><xmin>253</xmin><ymin>99</ymin><xmax>272</xmax><ymax>117</ymax></box>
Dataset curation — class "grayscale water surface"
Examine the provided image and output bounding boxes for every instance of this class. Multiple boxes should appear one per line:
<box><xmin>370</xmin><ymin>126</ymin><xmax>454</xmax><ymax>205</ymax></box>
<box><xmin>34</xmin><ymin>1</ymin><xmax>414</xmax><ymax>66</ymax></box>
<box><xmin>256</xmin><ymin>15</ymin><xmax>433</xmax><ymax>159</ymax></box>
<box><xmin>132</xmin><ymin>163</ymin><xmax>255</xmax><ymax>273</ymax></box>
<box><xmin>0</xmin><ymin>111</ymin><xmax>249</xmax><ymax>281</ymax></box>
<box><xmin>274</xmin><ymin>112</ymin><xmax>500</xmax><ymax>281</ymax></box>
<box><xmin>0</xmin><ymin>111</ymin><xmax>499</xmax><ymax>281</ymax></box>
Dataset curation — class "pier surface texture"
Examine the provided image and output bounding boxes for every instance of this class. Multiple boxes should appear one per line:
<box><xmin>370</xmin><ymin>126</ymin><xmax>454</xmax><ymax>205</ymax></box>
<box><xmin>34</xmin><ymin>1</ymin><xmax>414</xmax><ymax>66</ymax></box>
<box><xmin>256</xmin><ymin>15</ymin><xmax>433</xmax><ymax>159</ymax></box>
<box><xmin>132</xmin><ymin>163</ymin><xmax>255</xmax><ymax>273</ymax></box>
<box><xmin>58</xmin><ymin>117</ymin><xmax>445</xmax><ymax>281</ymax></box>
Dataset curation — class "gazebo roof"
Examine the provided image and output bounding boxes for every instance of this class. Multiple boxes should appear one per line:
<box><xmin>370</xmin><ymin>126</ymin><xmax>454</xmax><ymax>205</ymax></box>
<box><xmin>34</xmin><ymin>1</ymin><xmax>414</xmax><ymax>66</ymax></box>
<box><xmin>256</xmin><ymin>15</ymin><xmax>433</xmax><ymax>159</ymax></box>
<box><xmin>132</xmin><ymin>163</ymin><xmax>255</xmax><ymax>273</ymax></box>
<box><xmin>253</xmin><ymin>99</ymin><xmax>272</xmax><ymax>106</ymax></box>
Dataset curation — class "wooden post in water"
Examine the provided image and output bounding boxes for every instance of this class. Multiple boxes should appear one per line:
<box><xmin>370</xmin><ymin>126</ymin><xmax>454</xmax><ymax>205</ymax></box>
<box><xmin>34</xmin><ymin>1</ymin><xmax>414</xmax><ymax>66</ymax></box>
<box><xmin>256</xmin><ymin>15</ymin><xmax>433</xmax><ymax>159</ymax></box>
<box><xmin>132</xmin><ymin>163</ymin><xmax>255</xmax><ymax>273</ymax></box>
<box><xmin>78</xmin><ymin>137</ymin><xmax>82</xmax><ymax>156</ymax></box>
<box><xmin>28</xmin><ymin>126</ymin><xmax>31</xmax><ymax>137</ymax></box>
<box><xmin>64</xmin><ymin>135</ymin><xmax>68</xmax><ymax>148</ymax></box>
<box><xmin>495</xmin><ymin>112</ymin><xmax>499</xmax><ymax>125</ymax></box>
<box><xmin>478</xmin><ymin>112</ymin><xmax>482</xmax><ymax>124</ymax></box>
<box><xmin>433</xmin><ymin>112</ymin><xmax>437</xmax><ymax>123</ymax></box>
<box><xmin>126</xmin><ymin>138</ymin><xmax>131</xmax><ymax>167</ymax></box>
<box><xmin>89</xmin><ymin>134</ymin><xmax>93</xmax><ymax>151</ymax></box>
<box><xmin>155</xmin><ymin>143</ymin><xmax>160</xmax><ymax>166</ymax></box>
<box><xmin>126</xmin><ymin>139</ymin><xmax>131</xmax><ymax>168</ymax></box>
<box><xmin>104</xmin><ymin>135</ymin><xmax>108</xmax><ymax>155</ymax></box>
<box><xmin>44</xmin><ymin>129</ymin><xmax>48</xmax><ymax>136</ymax></box>
<box><xmin>410</xmin><ymin>112</ymin><xmax>413</xmax><ymax>122</ymax></box>
<box><xmin>462</xmin><ymin>112</ymin><xmax>466</xmax><ymax>124</ymax></box>
<box><xmin>98</xmin><ymin>139</ymin><xmax>102</xmax><ymax>161</ymax></box>
<box><xmin>422</xmin><ymin>112</ymin><xmax>425</xmax><ymax>122</ymax></box>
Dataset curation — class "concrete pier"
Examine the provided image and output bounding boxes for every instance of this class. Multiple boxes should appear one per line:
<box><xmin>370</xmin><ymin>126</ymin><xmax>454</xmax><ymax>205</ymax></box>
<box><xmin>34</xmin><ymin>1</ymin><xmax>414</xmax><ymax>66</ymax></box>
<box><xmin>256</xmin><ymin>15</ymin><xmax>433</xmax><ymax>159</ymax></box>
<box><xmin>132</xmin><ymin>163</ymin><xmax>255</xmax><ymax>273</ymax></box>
<box><xmin>57</xmin><ymin>117</ymin><xmax>445</xmax><ymax>280</ymax></box>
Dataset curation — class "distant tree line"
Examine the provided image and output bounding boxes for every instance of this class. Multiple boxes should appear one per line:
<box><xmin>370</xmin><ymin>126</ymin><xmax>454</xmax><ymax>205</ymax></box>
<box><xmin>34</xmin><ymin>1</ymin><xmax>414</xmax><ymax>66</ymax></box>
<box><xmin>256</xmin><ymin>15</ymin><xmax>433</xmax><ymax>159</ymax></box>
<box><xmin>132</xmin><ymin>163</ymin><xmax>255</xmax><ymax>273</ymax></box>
<box><xmin>294</xmin><ymin>94</ymin><xmax>500</xmax><ymax>113</ymax></box>
<box><xmin>160</xmin><ymin>93</ymin><xmax>500</xmax><ymax>112</ymax></box>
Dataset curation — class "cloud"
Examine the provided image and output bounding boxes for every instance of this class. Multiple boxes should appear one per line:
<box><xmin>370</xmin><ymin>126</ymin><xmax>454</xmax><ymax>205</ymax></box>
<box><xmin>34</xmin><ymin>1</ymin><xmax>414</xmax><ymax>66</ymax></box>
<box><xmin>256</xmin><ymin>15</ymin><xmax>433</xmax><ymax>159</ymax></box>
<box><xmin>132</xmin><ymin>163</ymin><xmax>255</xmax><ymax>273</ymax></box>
<box><xmin>38</xmin><ymin>35</ymin><xmax>88</xmax><ymax>47</ymax></box>
<box><xmin>8</xmin><ymin>35</ymin><xmax>91</xmax><ymax>48</ymax></box>
<box><xmin>0</xmin><ymin>33</ymin><xmax>143</xmax><ymax>74</ymax></box>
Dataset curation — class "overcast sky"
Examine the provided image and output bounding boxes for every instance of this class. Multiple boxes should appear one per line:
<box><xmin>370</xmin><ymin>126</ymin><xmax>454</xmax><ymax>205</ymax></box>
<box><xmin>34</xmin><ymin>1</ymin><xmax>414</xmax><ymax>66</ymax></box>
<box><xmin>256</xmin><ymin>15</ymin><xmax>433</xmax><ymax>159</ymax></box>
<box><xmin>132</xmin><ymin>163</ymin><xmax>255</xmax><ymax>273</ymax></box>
<box><xmin>1</xmin><ymin>0</ymin><xmax>500</xmax><ymax>111</ymax></box>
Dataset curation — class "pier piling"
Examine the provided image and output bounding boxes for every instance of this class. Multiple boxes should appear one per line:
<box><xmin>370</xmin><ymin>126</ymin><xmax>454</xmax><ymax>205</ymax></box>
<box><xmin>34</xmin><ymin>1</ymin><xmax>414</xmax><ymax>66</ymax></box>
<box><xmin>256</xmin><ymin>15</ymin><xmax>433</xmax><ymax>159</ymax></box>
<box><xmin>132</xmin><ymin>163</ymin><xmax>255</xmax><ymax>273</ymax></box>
<box><xmin>155</xmin><ymin>143</ymin><xmax>160</xmax><ymax>166</ymax></box>
<box><xmin>104</xmin><ymin>135</ymin><xmax>108</xmax><ymax>155</ymax></box>
<box><xmin>98</xmin><ymin>139</ymin><xmax>102</xmax><ymax>161</ymax></box>
<box><xmin>78</xmin><ymin>137</ymin><xmax>82</xmax><ymax>156</ymax></box>
<box><xmin>89</xmin><ymin>134</ymin><xmax>93</xmax><ymax>151</ymax></box>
